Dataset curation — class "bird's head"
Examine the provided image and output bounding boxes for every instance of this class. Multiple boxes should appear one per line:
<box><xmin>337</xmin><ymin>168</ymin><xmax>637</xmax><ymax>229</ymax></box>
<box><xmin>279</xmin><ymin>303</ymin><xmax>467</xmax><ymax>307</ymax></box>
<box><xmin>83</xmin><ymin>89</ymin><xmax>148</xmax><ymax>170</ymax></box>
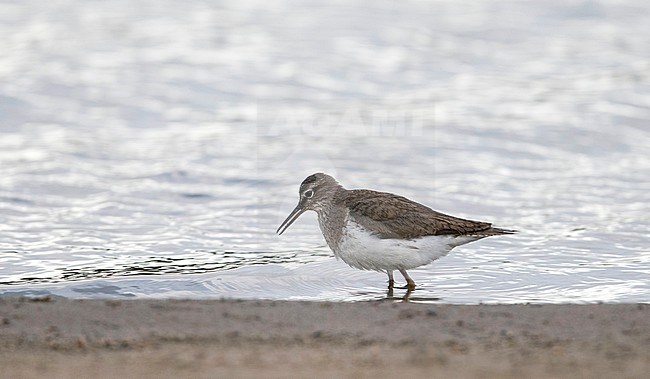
<box><xmin>276</xmin><ymin>173</ymin><xmax>341</xmax><ymax>235</ymax></box>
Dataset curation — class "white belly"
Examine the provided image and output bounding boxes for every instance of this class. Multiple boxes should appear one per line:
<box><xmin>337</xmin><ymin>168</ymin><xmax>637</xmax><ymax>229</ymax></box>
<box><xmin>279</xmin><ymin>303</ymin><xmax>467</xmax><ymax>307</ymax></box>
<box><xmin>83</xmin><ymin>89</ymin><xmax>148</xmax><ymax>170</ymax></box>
<box><xmin>332</xmin><ymin>220</ymin><xmax>480</xmax><ymax>272</ymax></box>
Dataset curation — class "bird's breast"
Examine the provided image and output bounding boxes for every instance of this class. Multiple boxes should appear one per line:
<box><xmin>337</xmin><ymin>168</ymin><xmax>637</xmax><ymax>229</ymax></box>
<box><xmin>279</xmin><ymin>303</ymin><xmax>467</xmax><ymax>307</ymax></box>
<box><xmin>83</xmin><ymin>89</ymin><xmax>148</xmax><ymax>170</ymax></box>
<box><xmin>316</xmin><ymin>207</ymin><xmax>347</xmax><ymax>253</ymax></box>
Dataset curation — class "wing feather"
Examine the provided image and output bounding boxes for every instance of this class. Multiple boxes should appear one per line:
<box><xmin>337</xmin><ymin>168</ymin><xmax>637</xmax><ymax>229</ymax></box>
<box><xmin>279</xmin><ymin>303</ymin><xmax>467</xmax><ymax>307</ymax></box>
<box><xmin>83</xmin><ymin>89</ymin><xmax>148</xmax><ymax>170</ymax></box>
<box><xmin>344</xmin><ymin>190</ymin><xmax>493</xmax><ymax>239</ymax></box>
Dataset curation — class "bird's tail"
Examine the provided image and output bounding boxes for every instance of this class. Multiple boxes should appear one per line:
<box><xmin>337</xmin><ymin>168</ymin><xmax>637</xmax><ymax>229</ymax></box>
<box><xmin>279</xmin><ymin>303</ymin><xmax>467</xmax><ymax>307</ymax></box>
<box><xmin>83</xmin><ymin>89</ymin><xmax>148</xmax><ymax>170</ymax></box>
<box><xmin>482</xmin><ymin>227</ymin><xmax>517</xmax><ymax>236</ymax></box>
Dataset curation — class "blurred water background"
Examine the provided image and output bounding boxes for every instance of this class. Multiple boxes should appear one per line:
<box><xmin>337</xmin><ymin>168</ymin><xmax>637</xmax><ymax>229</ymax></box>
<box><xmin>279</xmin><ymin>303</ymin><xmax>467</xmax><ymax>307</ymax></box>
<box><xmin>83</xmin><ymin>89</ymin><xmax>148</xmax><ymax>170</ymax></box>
<box><xmin>0</xmin><ymin>0</ymin><xmax>648</xmax><ymax>303</ymax></box>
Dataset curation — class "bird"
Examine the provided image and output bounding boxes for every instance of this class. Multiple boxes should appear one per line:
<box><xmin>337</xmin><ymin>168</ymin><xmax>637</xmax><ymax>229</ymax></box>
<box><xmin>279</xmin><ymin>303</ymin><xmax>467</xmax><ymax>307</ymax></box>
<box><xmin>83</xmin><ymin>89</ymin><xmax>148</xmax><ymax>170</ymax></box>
<box><xmin>276</xmin><ymin>173</ymin><xmax>516</xmax><ymax>290</ymax></box>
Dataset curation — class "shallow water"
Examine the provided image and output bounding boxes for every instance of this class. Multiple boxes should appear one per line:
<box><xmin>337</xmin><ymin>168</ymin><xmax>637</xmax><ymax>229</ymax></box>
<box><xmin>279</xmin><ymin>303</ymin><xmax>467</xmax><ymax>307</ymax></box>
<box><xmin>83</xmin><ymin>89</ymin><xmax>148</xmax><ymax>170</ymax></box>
<box><xmin>0</xmin><ymin>0</ymin><xmax>649</xmax><ymax>303</ymax></box>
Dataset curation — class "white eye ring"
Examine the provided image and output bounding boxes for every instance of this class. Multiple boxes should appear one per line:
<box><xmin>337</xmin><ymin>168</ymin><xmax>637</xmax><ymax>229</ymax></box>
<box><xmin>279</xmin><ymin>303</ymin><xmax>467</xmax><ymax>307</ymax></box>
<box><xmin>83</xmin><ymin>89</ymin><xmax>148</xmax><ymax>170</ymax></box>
<box><xmin>304</xmin><ymin>189</ymin><xmax>314</xmax><ymax>198</ymax></box>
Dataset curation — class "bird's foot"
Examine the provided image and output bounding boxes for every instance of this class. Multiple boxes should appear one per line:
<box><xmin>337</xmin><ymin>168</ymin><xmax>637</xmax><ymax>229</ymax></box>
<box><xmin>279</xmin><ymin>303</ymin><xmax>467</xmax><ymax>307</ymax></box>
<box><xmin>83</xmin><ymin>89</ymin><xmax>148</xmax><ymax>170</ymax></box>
<box><xmin>396</xmin><ymin>285</ymin><xmax>416</xmax><ymax>290</ymax></box>
<box><xmin>398</xmin><ymin>269</ymin><xmax>416</xmax><ymax>291</ymax></box>
<box><xmin>405</xmin><ymin>279</ymin><xmax>416</xmax><ymax>291</ymax></box>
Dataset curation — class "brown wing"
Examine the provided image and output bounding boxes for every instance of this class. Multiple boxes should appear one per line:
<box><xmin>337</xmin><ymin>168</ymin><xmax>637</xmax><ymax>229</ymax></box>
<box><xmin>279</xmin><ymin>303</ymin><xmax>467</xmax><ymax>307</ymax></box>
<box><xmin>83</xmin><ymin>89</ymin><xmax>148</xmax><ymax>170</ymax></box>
<box><xmin>344</xmin><ymin>189</ymin><xmax>494</xmax><ymax>239</ymax></box>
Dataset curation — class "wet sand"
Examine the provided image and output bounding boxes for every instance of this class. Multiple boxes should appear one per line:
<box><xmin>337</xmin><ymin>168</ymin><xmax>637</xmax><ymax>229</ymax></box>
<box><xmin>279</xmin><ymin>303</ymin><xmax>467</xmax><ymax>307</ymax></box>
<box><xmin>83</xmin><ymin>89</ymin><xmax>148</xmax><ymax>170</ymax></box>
<box><xmin>0</xmin><ymin>298</ymin><xmax>648</xmax><ymax>378</ymax></box>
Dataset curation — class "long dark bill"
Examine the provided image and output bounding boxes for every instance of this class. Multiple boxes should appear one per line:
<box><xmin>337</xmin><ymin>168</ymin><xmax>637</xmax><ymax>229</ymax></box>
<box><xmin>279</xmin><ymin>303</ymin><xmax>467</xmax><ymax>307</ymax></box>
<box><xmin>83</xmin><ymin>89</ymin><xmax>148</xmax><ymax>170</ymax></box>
<box><xmin>276</xmin><ymin>204</ymin><xmax>306</xmax><ymax>235</ymax></box>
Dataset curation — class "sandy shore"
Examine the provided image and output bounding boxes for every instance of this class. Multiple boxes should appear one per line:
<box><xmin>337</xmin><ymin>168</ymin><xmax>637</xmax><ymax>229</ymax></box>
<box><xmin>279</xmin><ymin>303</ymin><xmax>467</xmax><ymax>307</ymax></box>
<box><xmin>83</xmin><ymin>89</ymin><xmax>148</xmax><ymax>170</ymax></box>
<box><xmin>0</xmin><ymin>298</ymin><xmax>648</xmax><ymax>378</ymax></box>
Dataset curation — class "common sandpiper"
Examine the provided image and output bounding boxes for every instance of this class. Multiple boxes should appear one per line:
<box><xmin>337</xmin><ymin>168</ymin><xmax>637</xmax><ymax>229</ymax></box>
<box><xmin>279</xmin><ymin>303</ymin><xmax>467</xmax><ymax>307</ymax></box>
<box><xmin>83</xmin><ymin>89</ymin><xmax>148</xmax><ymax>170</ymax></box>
<box><xmin>277</xmin><ymin>173</ymin><xmax>516</xmax><ymax>290</ymax></box>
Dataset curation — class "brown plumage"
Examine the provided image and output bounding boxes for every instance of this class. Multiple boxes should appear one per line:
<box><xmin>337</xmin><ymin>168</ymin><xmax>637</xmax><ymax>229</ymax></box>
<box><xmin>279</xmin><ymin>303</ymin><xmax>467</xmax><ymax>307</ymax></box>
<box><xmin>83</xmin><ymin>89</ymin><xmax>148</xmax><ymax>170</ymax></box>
<box><xmin>343</xmin><ymin>189</ymin><xmax>515</xmax><ymax>239</ymax></box>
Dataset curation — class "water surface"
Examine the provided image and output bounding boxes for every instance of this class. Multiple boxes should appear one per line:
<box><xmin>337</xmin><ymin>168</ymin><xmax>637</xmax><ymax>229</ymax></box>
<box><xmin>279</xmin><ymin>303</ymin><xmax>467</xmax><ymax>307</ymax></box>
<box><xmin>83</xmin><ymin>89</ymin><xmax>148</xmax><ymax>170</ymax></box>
<box><xmin>0</xmin><ymin>0</ymin><xmax>649</xmax><ymax>303</ymax></box>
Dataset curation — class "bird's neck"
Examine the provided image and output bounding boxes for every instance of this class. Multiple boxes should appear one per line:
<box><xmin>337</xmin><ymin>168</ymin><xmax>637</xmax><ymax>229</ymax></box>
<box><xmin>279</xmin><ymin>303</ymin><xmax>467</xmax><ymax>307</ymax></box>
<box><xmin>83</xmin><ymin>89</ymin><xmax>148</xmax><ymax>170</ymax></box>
<box><xmin>316</xmin><ymin>187</ymin><xmax>347</xmax><ymax>252</ymax></box>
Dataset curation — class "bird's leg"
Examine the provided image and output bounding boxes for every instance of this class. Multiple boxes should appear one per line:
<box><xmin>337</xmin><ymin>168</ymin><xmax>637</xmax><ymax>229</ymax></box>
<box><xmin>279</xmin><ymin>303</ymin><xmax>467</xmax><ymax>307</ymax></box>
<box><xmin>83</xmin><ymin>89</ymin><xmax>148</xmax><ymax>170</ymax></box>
<box><xmin>387</xmin><ymin>270</ymin><xmax>394</xmax><ymax>289</ymax></box>
<box><xmin>399</xmin><ymin>268</ymin><xmax>416</xmax><ymax>290</ymax></box>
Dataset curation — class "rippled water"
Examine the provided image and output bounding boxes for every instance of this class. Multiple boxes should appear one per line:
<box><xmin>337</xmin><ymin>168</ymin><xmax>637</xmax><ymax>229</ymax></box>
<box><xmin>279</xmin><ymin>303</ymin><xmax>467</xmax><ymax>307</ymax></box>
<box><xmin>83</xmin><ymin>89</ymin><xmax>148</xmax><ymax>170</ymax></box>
<box><xmin>1</xmin><ymin>0</ymin><xmax>649</xmax><ymax>303</ymax></box>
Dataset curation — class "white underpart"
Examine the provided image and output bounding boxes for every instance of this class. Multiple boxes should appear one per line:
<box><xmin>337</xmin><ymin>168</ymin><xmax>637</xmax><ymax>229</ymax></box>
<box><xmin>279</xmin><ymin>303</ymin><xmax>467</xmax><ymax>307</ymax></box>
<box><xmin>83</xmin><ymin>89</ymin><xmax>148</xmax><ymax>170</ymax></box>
<box><xmin>332</xmin><ymin>218</ymin><xmax>481</xmax><ymax>272</ymax></box>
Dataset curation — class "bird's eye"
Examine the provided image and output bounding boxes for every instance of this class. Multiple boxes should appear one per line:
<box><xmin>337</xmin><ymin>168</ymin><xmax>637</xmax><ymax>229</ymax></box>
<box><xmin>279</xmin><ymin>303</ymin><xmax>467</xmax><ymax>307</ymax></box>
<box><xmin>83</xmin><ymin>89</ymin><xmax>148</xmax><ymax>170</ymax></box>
<box><xmin>304</xmin><ymin>189</ymin><xmax>314</xmax><ymax>198</ymax></box>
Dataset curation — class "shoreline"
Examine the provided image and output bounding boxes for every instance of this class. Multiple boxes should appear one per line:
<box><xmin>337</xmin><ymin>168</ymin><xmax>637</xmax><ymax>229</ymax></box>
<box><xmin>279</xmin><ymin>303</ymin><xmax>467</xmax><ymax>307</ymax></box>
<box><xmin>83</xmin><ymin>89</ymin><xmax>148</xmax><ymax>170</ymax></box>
<box><xmin>1</xmin><ymin>298</ymin><xmax>649</xmax><ymax>378</ymax></box>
